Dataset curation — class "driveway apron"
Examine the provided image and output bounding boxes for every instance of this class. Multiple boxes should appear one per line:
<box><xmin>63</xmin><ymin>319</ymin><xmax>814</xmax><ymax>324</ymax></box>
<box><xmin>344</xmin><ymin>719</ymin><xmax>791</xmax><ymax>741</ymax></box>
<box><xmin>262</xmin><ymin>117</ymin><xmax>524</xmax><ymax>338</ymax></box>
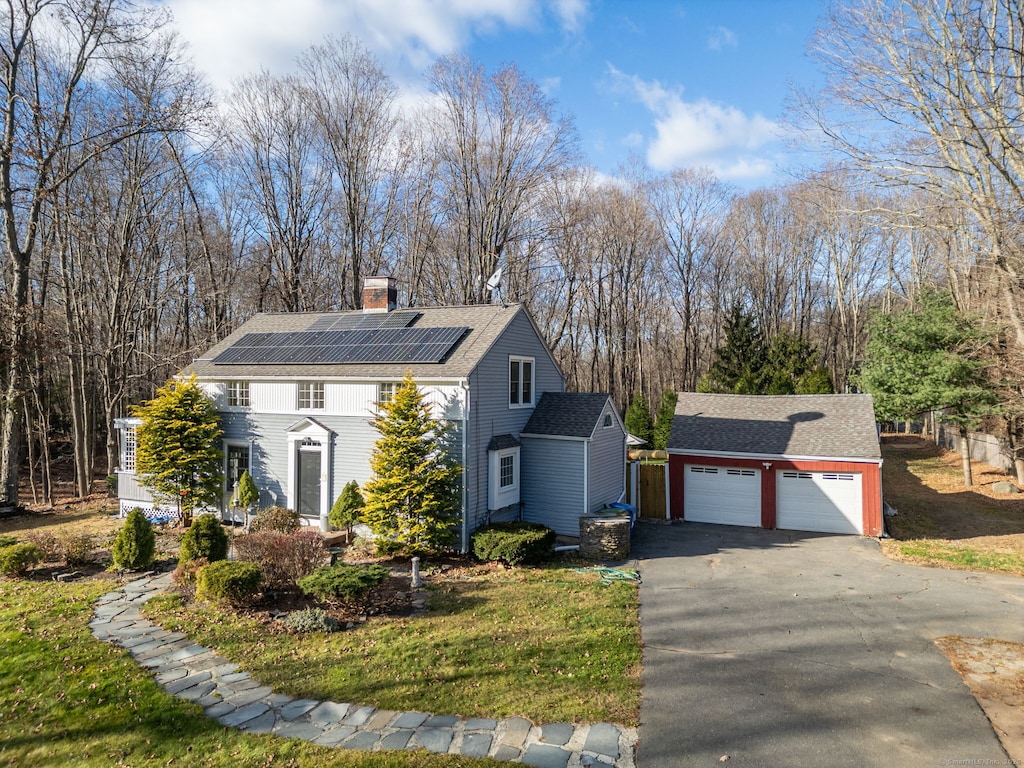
<box><xmin>634</xmin><ymin>522</ymin><xmax>1024</xmax><ymax>768</ymax></box>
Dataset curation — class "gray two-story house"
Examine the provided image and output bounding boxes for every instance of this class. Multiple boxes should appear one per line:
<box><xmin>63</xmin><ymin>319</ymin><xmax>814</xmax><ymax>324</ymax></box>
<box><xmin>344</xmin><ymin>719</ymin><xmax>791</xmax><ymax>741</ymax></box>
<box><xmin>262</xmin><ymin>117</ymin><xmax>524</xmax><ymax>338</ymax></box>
<box><xmin>115</xmin><ymin>277</ymin><xmax>626</xmax><ymax>549</ymax></box>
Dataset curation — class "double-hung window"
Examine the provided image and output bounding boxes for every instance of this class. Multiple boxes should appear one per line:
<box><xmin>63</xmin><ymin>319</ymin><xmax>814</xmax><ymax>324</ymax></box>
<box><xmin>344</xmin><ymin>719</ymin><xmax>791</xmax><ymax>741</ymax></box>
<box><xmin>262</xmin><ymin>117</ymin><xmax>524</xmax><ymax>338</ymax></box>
<box><xmin>298</xmin><ymin>381</ymin><xmax>325</xmax><ymax>410</ymax></box>
<box><xmin>509</xmin><ymin>356</ymin><xmax>534</xmax><ymax>407</ymax></box>
<box><xmin>227</xmin><ymin>381</ymin><xmax>250</xmax><ymax>408</ymax></box>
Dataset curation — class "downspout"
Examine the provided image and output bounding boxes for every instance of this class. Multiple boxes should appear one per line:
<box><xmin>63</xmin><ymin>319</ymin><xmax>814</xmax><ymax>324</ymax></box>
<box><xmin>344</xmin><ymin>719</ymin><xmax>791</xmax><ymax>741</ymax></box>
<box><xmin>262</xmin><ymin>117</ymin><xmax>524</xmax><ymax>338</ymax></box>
<box><xmin>583</xmin><ymin>439</ymin><xmax>590</xmax><ymax>515</ymax></box>
<box><xmin>460</xmin><ymin>380</ymin><xmax>471</xmax><ymax>553</ymax></box>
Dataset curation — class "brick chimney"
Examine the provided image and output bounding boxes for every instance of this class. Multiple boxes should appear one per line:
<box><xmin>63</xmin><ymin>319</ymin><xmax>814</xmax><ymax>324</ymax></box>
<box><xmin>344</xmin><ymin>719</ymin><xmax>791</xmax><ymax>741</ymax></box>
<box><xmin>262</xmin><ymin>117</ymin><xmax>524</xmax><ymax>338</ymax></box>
<box><xmin>362</xmin><ymin>276</ymin><xmax>397</xmax><ymax>313</ymax></box>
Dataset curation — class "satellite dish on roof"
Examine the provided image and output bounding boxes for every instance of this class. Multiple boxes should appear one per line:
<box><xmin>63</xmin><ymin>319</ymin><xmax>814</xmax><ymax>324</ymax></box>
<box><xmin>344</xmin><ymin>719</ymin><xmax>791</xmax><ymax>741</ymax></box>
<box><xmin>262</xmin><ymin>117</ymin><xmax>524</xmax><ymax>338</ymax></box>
<box><xmin>485</xmin><ymin>265</ymin><xmax>503</xmax><ymax>293</ymax></box>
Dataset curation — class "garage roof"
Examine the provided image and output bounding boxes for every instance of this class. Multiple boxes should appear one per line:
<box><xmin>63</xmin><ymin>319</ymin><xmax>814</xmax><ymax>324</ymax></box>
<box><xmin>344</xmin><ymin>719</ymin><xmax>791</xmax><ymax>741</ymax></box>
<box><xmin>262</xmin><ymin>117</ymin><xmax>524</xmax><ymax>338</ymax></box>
<box><xmin>668</xmin><ymin>393</ymin><xmax>880</xmax><ymax>461</ymax></box>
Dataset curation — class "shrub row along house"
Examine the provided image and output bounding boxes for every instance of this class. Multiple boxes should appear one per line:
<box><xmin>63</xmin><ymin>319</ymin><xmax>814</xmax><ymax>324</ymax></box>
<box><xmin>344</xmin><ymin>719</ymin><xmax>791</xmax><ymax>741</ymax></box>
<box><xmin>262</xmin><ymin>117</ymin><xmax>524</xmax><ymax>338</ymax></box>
<box><xmin>115</xmin><ymin>278</ymin><xmax>627</xmax><ymax>550</ymax></box>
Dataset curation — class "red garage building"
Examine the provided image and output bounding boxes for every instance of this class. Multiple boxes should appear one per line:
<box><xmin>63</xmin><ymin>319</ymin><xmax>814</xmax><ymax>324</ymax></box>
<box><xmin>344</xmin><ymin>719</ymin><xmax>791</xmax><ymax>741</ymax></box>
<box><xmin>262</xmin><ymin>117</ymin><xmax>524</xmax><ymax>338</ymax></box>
<box><xmin>667</xmin><ymin>393</ymin><xmax>883</xmax><ymax>536</ymax></box>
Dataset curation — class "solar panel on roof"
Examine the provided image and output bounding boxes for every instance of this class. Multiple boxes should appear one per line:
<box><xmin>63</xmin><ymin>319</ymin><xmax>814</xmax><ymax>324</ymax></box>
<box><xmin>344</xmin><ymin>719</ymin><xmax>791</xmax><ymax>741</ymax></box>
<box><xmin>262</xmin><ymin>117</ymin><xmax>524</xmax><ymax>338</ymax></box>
<box><xmin>307</xmin><ymin>310</ymin><xmax>420</xmax><ymax>332</ymax></box>
<box><xmin>212</xmin><ymin>325</ymin><xmax>468</xmax><ymax>366</ymax></box>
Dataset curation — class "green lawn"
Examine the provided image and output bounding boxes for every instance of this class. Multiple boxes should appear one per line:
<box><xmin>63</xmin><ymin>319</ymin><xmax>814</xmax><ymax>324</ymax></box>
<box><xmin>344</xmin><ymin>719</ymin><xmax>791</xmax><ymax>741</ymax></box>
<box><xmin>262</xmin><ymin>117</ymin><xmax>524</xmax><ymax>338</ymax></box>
<box><xmin>144</xmin><ymin>565</ymin><xmax>641</xmax><ymax>725</ymax></box>
<box><xmin>0</xmin><ymin>579</ymin><xmax>500</xmax><ymax>768</ymax></box>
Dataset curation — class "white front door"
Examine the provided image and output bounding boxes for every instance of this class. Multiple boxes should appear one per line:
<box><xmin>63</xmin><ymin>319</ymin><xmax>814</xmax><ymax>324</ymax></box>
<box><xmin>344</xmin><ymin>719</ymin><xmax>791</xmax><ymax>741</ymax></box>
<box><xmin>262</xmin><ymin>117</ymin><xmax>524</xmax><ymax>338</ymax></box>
<box><xmin>683</xmin><ymin>465</ymin><xmax>761</xmax><ymax>527</ymax></box>
<box><xmin>776</xmin><ymin>471</ymin><xmax>863</xmax><ymax>534</ymax></box>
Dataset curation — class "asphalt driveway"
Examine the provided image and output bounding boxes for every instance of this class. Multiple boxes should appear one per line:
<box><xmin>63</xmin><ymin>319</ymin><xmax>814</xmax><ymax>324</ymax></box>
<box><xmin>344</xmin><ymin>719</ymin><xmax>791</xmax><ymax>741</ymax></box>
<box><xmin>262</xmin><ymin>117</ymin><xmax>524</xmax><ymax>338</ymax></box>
<box><xmin>633</xmin><ymin>522</ymin><xmax>1024</xmax><ymax>768</ymax></box>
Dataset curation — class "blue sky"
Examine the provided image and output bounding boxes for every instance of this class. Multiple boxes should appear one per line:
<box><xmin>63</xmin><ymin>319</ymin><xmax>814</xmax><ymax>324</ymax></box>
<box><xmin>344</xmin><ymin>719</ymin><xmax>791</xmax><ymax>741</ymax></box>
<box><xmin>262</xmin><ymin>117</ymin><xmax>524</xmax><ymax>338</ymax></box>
<box><xmin>165</xmin><ymin>0</ymin><xmax>828</xmax><ymax>187</ymax></box>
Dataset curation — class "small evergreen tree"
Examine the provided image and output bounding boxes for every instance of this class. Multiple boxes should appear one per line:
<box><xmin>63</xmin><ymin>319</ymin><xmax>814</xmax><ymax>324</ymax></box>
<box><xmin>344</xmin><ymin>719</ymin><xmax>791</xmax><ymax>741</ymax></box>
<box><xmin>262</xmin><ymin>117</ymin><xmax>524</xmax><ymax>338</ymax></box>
<box><xmin>232</xmin><ymin>470</ymin><xmax>259</xmax><ymax>511</ymax></box>
<box><xmin>179</xmin><ymin>514</ymin><xmax>229</xmax><ymax>564</ymax></box>
<box><xmin>652</xmin><ymin>391</ymin><xmax>678</xmax><ymax>450</ymax></box>
<box><xmin>699</xmin><ymin>305</ymin><xmax>767</xmax><ymax>394</ymax></box>
<box><xmin>624</xmin><ymin>393</ymin><xmax>654</xmax><ymax>447</ymax></box>
<box><xmin>112</xmin><ymin>508</ymin><xmax>156</xmax><ymax>570</ymax></box>
<box><xmin>329</xmin><ymin>480</ymin><xmax>364</xmax><ymax>536</ymax></box>
<box><xmin>133</xmin><ymin>375</ymin><xmax>223</xmax><ymax>526</ymax></box>
<box><xmin>361</xmin><ymin>372</ymin><xmax>461</xmax><ymax>554</ymax></box>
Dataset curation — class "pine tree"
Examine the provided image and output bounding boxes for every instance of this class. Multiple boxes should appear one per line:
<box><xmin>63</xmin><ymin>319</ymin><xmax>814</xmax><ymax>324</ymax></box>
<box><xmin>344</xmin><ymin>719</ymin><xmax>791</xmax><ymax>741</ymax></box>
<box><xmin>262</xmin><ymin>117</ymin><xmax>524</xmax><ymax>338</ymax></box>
<box><xmin>699</xmin><ymin>305</ymin><xmax>767</xmax><ymax>394</ymax></box>
<box><xmin>330</xmin><ymin>480</ymin><xmax>364</xmax><ymax>536</ymax></box>
<box><xmin>652</xmin><ymin>391</ymin><xmax>678</xmax><ymax>450</ymax></box>
<box><xmin>361</xmin><ymin>373</ymin><xmax>461</xmax><ymax>554</ymax></box>
<box><xmin>764</xmin><ymin>330</ymin><xmax>833</xmax><ymax>395</ymax></box>
<box><xmin>857</xmin><ymin>290</ymin><xmax>996</xmax><ymax>485</ymax></box>
<box><xmin>133</xmin><ymin>375</ymin><xmax>223</xmax><ymax>526</ymax></box>
<box><xmin>624</xmin><ymin>393</ymin><xmax>654</xmax><ymax>447</ymax></box>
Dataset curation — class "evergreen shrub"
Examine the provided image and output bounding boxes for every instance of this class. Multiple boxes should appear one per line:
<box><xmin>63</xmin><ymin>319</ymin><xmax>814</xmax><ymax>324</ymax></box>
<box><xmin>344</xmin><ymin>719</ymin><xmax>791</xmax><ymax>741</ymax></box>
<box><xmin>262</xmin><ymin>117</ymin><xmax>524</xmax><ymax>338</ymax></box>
<box><xmin>284</xmin><ymin>607</ymin><xmax>341</xmax><ymax>633</ymax></box>
<box><xmin>297</xmin><ymin>563</ymin><xmax>389</xmax><ymax>605</ymax></box>
<box><xmin>179</xmin><ymin>513</ymin><xmax>228</xmax><ymax>564</ymax></box>
<box><xmin>0</xmin><ymin>543</ymin><xmax>43</xmax><ymax>577</ymax></box>
<box><xmin>196</xmin><ymin>560</ymin><xmax>261</xmax><ymax>605</ymax></box>
<box><xmin>471</xmin><ymin>522</ymin><xmax>556</xmax><ymax>566</ymax></box>
<box><xmin>112</xmin><ymin>508</ymin><xmax>156</xmax><ymax>570</ymax></box>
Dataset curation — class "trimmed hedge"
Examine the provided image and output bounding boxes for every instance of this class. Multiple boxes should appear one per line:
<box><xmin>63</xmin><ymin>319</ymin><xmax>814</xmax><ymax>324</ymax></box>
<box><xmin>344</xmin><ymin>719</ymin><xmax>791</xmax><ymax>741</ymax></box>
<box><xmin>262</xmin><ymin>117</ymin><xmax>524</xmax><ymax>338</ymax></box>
<box><xmin>297</xmin><ymin>563</ymin><xmax>389</xmax><ymax>605</ymax></box>
<box><xmin>471</xmin><ymin>521</ymin><xmax>556</xmax><ymax>566</ymax></box>
<box><xmin>180</xmin><ymin>514</ymin><xmax>228</xmax><ymax>564</ymax></box>
<box><xmin>0</xmin><ymin>543</ymin><xmax>43</xmax><ymax>577</ymax></box>
<box><xmin>196</xmin><ymin>560</ymin><xmax>261</xmax><ymax>605</ymax></box>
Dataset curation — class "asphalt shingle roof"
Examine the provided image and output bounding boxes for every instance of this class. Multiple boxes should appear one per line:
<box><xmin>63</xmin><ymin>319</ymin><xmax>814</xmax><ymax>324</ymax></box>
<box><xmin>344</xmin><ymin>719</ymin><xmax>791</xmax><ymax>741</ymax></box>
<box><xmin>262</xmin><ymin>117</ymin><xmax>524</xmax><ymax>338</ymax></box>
<box><xmin>186</xmin><ymin>303</ymin><xmax>525</xmax><ymax>380</ymax></box>
<box><xmin>521</xmin><ymin>392</ymin><xmax>613</xmax><ymax>439</ymax></box>
<box><xmin>668</xmin><ymin>393</ymin><xmax>880</xmax><ymax>460</ymax></box>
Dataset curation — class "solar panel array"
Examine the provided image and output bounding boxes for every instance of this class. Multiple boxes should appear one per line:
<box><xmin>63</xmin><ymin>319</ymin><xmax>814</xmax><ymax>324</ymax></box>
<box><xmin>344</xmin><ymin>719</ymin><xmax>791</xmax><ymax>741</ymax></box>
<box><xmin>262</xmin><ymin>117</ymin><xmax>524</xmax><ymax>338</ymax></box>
<box><xmin>212</xmin><ymin>325</ymin><xmax>469</xmax><ymax>366</ymax></box>
<box><xmin>306</xmin><ymin>310</ymin><xmax>420</xmax><ymax>332</ymax></box>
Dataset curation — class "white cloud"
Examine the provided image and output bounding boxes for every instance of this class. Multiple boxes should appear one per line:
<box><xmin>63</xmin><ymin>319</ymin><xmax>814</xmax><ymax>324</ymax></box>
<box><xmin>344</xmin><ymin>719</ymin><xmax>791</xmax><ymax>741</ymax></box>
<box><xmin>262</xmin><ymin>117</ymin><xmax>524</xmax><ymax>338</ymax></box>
<box><xmin>164</xmin><ymin>0</ymin><xmax>541</xmax><ymax>94</ymax></box>
<box><xmin>551</xmin><ymin>0</ymin><xmax>588</xmax><ymax>34</ymax></box>
<box><xmin>707</xmin><ymin>26</ymin><xmax>737</xmax><ymax>51</ymax></box>
<box><xmin>608</xmin><ymin>65</ymin><xmax>782</xmax><ymax>181</ymax></box>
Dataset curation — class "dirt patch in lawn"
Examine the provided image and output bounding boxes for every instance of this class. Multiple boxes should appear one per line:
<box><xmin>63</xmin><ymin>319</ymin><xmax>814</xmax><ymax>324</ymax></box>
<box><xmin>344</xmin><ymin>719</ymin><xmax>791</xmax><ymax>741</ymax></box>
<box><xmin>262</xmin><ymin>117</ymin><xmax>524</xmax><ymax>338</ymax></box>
<box><xmin>936</xmin><ymin>636</ymin><xmax>1024</xmax><ymax>764</ymax></box>
<box><xmin>882</xmin><ymin>435</ymin><xmax>1024</xmax><ymax>762</ymax></box>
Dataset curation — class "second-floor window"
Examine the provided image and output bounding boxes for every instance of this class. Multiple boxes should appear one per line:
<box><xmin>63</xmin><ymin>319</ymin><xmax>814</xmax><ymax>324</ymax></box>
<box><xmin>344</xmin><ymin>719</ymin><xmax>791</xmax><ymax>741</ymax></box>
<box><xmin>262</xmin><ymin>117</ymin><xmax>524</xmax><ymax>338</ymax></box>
<box><xmin>378</xmin><ymin>382</ymin><xmax>395</xmax><ymax>405</ymax></box>
<box><xmin>509</xmin><ymin>356</ymin><xmax>534</xmax><ymax>407</ymax></box>
<box><xmin>298</xmin><ymin>381</ymin><xmax>325</xmax><ymax>410</ymax></box>
<box><xmin>227</xmin><ymin>381</ymin><xmax>250</xmax><ymax>408</ymax></box>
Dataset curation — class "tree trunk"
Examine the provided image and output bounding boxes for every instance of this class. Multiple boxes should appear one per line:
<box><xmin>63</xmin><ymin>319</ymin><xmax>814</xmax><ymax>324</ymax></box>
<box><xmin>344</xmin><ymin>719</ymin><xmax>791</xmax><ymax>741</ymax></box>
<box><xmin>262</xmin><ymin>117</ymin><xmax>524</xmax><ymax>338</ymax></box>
<box><xmin>1016</xmin><ymin>458</ymin><xmax>1024</xmax><ymax>486</ymax></box>
<box><xmin>959</xmin><ymin>426</ymin><xmax>974</xmax><ymax>487</ymax></box>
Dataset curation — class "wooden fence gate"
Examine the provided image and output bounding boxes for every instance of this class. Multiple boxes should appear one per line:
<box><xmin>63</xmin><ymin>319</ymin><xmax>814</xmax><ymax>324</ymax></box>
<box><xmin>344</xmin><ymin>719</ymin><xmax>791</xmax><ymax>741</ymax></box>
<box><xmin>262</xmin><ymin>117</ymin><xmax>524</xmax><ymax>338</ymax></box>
<box><xmin>627</xmin><ymin>461</ymin><xmax>668</xmax><ymax>519</ymax></box>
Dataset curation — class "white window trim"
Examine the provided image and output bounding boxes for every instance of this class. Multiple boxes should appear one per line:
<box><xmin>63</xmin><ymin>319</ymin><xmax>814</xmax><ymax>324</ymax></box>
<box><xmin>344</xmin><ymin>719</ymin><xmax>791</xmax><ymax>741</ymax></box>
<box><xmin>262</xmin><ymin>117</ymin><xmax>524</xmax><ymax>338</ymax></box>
<box><xmin>286</xmin><ymin>418</ymin><xmax>332</xmax><ymax>524</ymax></box>
<box><xmin>377</xmin><ymin>381</ymin><xmax>395</xmax><ymax>406</ymax></box>
<box><xmin>488</xmin><ymin>446</ymin><xmax>521</xmax><ymax>510</ymax></box>
<box><xmin>114</xmin><ymin>417</ymin><xmax>142</xmax><ymax>473</ymax></box>
<box><xmin>298</xmin><ymin>381</ymin><xmax>325</xmax><ymax>411</ymax></box>
<box><xmin>509</xmin><ymin>355</ymin><xmax>535</xmax><ymax>409</ymax></box>
<box><xmin>226</xmin><ymin>380</ymin><xmax>250</xmax><ymax>409</ymax></box>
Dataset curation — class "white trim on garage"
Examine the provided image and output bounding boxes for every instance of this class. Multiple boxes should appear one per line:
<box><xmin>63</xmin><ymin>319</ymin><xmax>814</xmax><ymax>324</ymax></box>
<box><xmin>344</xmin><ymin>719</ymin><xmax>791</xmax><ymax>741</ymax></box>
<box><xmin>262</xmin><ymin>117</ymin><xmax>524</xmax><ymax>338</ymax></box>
<box><xmin>684</xmin><ymin>465</ymin><xmax>761</xmax><ymax>527</ymax></box>
<box><xmin>776</xmin><ymin>470</ymin><xmax>863</xmax><ymax>535</ymax></box>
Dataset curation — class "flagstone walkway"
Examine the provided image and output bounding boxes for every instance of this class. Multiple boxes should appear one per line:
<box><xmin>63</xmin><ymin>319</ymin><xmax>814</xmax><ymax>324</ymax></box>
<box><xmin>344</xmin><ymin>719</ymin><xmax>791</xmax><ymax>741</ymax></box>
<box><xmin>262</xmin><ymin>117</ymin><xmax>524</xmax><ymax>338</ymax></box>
<box><xmin>90</xmin><ymin>573</ymin><xmax>637</xmax><ymax>768</ymax></box>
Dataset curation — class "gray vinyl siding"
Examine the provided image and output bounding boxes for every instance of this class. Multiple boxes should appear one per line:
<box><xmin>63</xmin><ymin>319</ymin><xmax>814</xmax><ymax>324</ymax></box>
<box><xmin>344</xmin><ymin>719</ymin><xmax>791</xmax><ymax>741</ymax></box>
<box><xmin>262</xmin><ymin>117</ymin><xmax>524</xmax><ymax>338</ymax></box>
<box><xmin>465</xmin><ymin>309</ymin><xmax>564</xmax><ymax>534</ymax></box>
<box><xmin>588</xmin><ymin>403</ymin><xmax>626</xmax><ymax>511</ymax></box>
<box><xmin>521</xmin><ymin>437</ymin><xmax>585</xmax><ymax>536</ymax></box>
<box><xmin>219</xmin><ymin>410</ymin><xmax>465</xmax><ymax>514</ymax></box>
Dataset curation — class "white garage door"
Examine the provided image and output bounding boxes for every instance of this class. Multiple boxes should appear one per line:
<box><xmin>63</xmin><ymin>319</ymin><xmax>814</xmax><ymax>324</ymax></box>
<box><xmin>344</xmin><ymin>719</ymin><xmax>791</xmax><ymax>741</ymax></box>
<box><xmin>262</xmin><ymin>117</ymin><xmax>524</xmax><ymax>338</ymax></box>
<box><xmin>776</xmin><ymin>471</ymin><xmax>863</xmax><ymax>534</ymax></box>
<box><xmin>684</xmin><ymin>465</ymin><xmax>761</xmax><ymax>527</ymax></box>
